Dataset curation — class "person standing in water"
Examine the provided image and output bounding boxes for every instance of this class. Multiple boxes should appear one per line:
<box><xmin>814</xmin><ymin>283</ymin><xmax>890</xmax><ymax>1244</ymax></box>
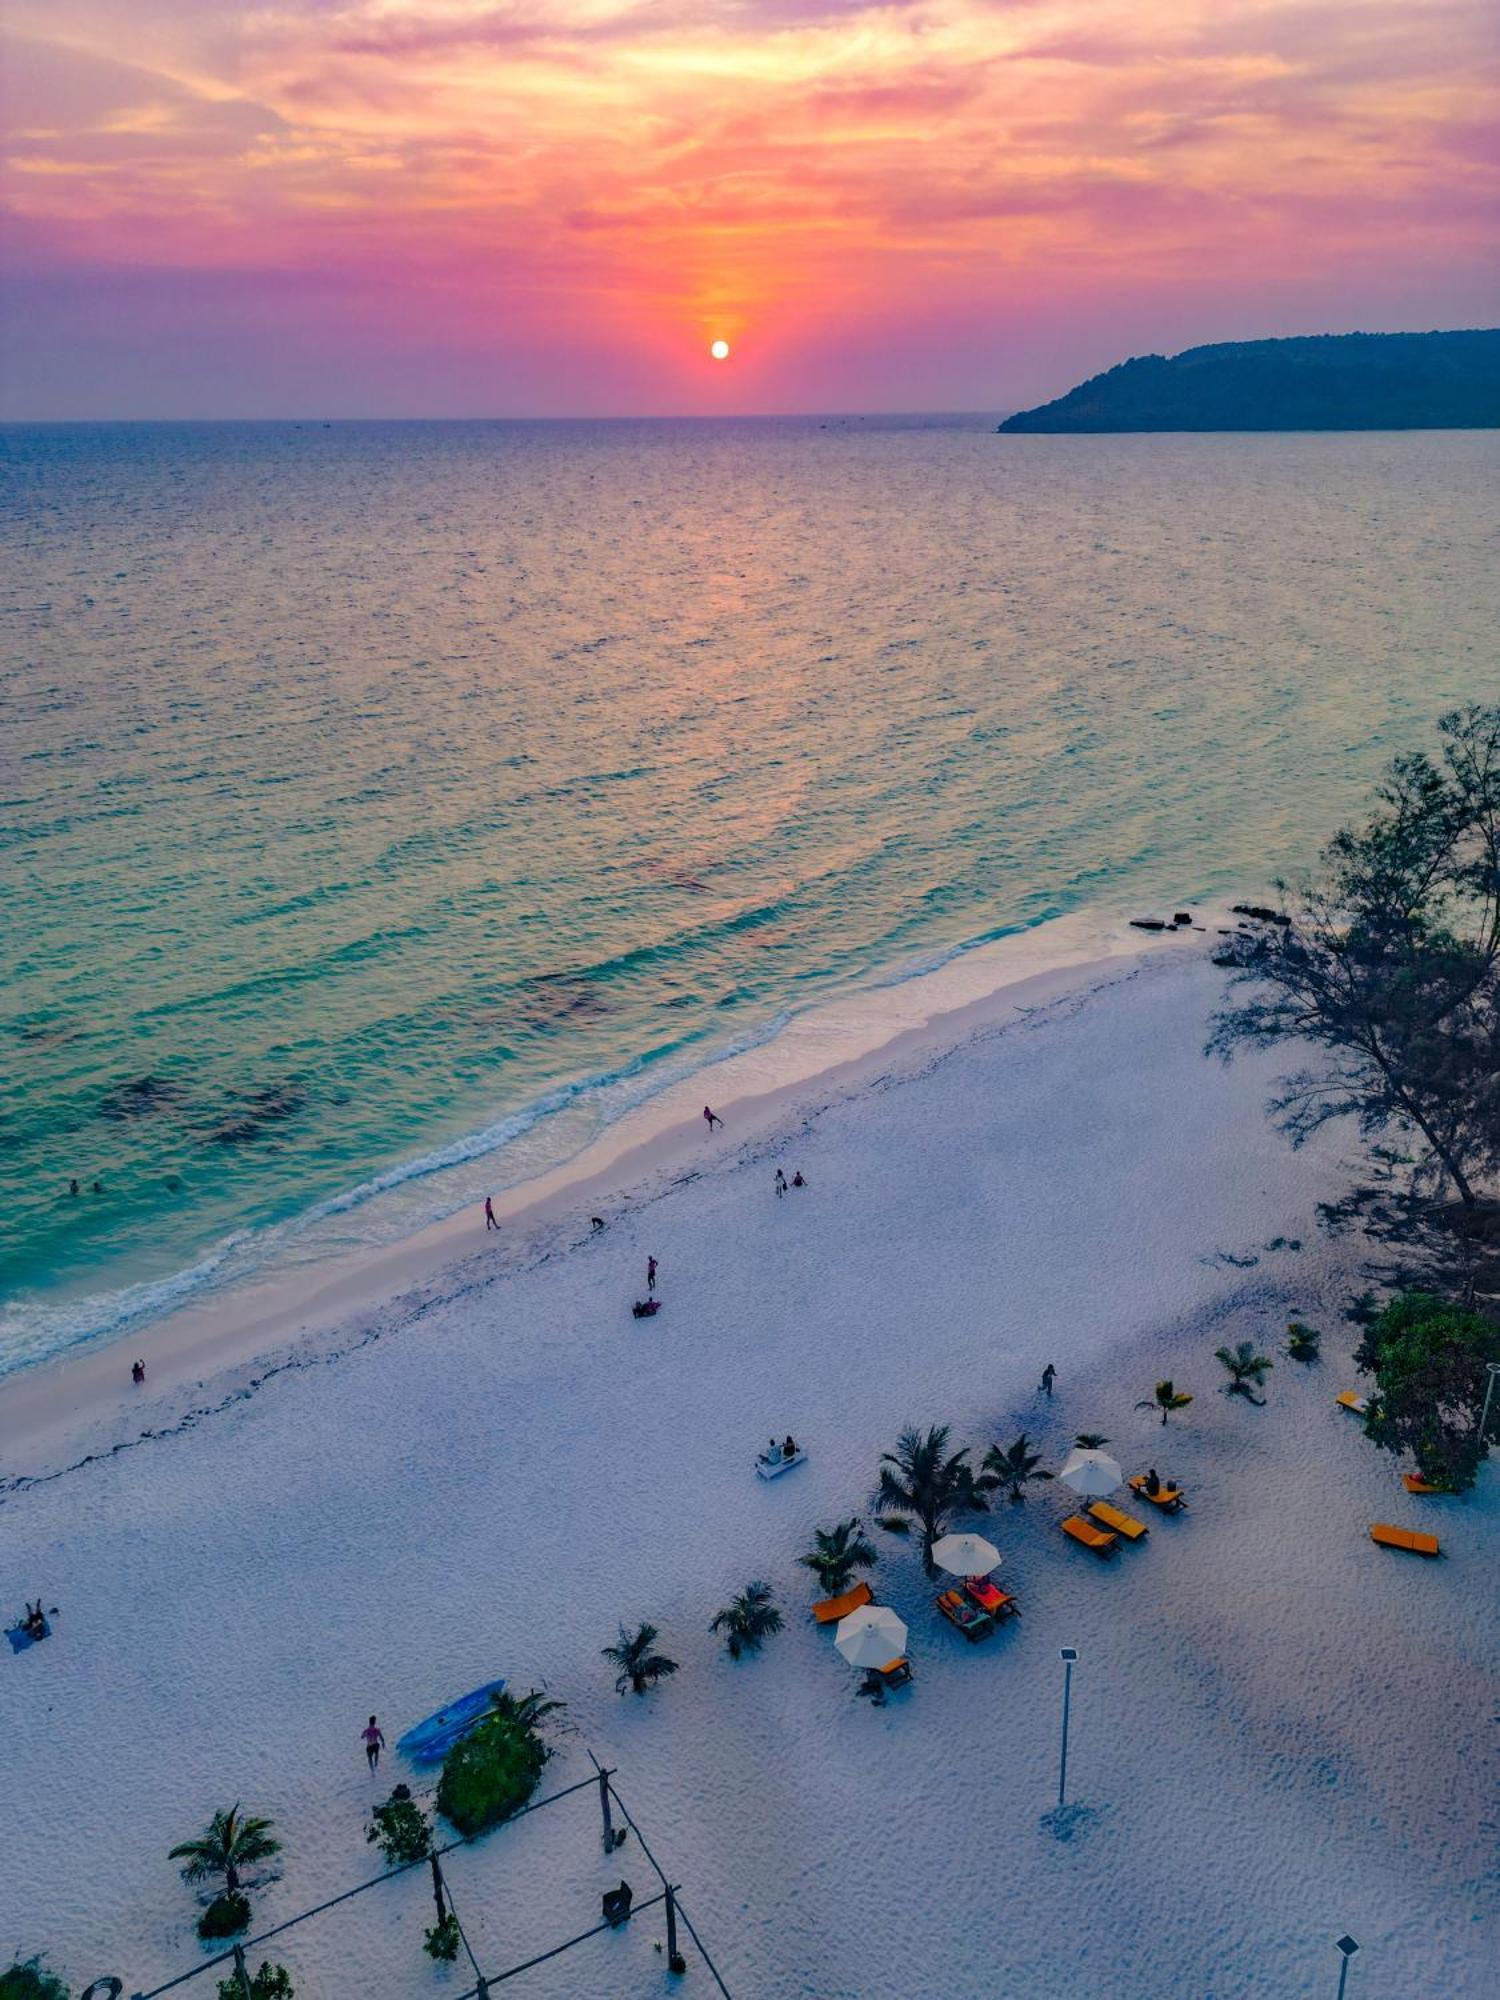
<box><xmin>362</xmin><ymin>1716</ymin><xmax>385</xmax><ymax>1770</ymax></box>
<box><xmin>484</xmin><ymin>1195</ymin><xmax>499</xmax><ymax>1232</ymax></box>
<box><xmin>703</xmin><ymin>1105</ymin><xmax>723</xmax><ymax>1132</ymax></box>
<box><xmin>1040</xmin><ymin>1363</ymin><xmax>1057</xmax><ymax>1397</ymax></box>
<box><xmin>647</xmin><ymin>1255</ymin><xmax>658</xmax><ymax>1294</ymax></box>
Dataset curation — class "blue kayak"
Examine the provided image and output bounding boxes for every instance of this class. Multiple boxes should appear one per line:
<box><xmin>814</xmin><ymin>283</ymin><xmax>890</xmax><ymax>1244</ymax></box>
<box><xmin>397</xmin><ymin>1680</ymin><xmax>506</xmax><ymax>1764</ymax></box>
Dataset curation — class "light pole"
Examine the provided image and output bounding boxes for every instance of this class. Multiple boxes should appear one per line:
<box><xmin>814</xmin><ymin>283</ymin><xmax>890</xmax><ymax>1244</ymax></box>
<box><xmin>1335</xmin><ymin>1934</ymin><xmax>1359</xmax><ymax>2000</ymax></box>
<box><xmin>1478</xmin><ymin>1362</ymin><xmax>1500</xmax><ymax>1454</ymax></box>
<box><xmin>1057</xmin><ymin>1647</ymin><xmax>1079</xmax><ymax>1809</ymax></box>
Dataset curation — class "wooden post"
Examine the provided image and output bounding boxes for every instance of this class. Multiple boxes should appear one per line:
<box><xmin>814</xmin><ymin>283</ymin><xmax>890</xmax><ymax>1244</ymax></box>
<box><xmin>231</xmin><ymin>1944</ymin><xmax>254</xmax><ymax>1999</ymax></box>
<box><xmin>665</xmin><ymin>1885</ymin><xmax>686</xmax><ymax>1975</ymax></box>
<box><xmin>599</xmin><ymin>1767</ymin><xmax>615</xmax><ymax>1851</ymax></box>
<box><xmin>430</xmin><ymin>1853</ymin><xmax>448</xmax><ymax>1926</ymax></box>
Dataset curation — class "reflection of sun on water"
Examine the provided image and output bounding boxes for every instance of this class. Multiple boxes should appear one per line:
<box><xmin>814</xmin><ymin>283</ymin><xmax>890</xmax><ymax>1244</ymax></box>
<box><xmin>710</xmin><ymin>339</ymin><xmax>731</xmax><ymax>360</ymax></box>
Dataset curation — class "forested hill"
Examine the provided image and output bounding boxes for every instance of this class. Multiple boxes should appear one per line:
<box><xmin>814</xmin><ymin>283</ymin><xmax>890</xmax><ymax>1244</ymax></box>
<box><xmin>998</xmin><ymin>329</ymin><xmax>1500</xmax><ymax>432</ymax></box>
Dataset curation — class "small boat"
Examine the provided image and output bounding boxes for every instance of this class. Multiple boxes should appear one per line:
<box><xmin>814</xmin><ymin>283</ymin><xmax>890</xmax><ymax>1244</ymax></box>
<box><xmin>755</xmin><ymin>1446</ymin><xmax>807</xmax><ymax>1480</ymax></box>
<box><xmin>397</xmin><ymin>1680</ymin><xmax>506</xmax><ymax>1763</ymax></box>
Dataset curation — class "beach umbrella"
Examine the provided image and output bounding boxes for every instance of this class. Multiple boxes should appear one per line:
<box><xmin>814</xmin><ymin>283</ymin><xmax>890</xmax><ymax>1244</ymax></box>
<box><xmin>1057</xmin><ymin>1447</ymin><xmax>1123</xmax><ymax>1499</ymax></box>
<box><xmin>835</xmin><ymin>1604</ymin><xmax>909</xmax><ymax>1670</ymax></box>
<box><xmin>931</xmin><ymin>1532</ymin><xmax>1002</xmax><ymax>1578</ymax></box>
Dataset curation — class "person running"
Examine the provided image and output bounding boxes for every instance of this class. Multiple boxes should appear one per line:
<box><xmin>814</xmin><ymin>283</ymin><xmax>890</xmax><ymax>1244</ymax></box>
<box><xmin>484</xmin><ymin>1196</ymin><xmax>499</xmax><ymax>1232</ymax></box>
<box><xmin>647</xmin><ymin>1255</ymin><xmax>658</xmax><ymax>1294</ymax></box>
<box><xmin>1040</xmin><ymin>1363</ymin><xmax>1057</xmax><ymax>1396</ymax></box>
<box><xmin>775</xmin><ymin>1170</ymin><xmax>787</xmax><ymax>1198</ymax></box>
<box><xmin>362</xmin><ymin>1716</ymin><xmax>385</xmax><ymax>1770</ymax></box>
<box><xmin>703</xmin><ymin>1105</ymin><xmax>723</xmax><ymax>1131</ymax></box>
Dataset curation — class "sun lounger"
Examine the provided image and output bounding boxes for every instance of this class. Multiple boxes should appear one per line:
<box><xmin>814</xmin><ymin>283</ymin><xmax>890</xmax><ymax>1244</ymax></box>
<box><xmin>1369</xmin><ymin>1523</ymin><xmax>1441</xmax><ymax>1557</ymax></box>
<box><xmin>1088</xmin><ymin>1500</ymin><xmax>1148</xmax><ymax>1542</ymax></box>
<box><xmin>1336</xmin><ymin>1390</ymin><xmax>1369</xmax><ymax>1415</ymax></box>
<box><xmin>935</xmin><ymin>1589</ymin><xmax>995</xmax><ymax>1640</ymax></box>
<box><xmin>812</xmin><ymin>1580</ymin><xmax>874</xmax><ymax>1625</ymax></box>
<box><xmin>872</xmin><ymin>1657</ymin><xmax>912</xmax><ymax>1686</ymax></box>
<box><xmin>1061</xmin><ymin>1515</ymin><xmax>1119</xmax><ymax>1556</ymax></box>
<box><xmin>1128</xmin><ymin>1475</ymin><xmax>1186</xmax><ymax>1511</ymax></box>
<box><xmin>1401</xmin><ymin>1473</ymin><xmax>1448</xmax><ymax>1495</ymax></box>
<box><xmin>964</xmin><ymin>1577</ymin><xmax>1019</xmax><ymax>1619</ymax></box>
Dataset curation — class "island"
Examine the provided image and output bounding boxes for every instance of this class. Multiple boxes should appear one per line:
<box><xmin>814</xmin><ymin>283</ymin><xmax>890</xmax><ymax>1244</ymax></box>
<box><xmin>997</xmin><ymin>327</ymin><xmax>1500</xmax><ymax>432</ymax></box>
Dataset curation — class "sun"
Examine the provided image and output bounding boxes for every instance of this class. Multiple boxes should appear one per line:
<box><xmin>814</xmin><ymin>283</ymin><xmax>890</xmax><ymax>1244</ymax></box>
<box><xmin>710</xmin><ymin>339</ymin><xmax>731</xmax><ymax>361</ymax></box>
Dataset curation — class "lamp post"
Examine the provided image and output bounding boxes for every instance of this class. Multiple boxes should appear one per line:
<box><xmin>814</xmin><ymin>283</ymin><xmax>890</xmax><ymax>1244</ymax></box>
<box><xmin>1334</xmin><ymin>1934</ymin><xmax>1359</xmax><ymax>2000</ymax></box>
<box><xmin>1057</xmin><ymin>1647</ymin><xmax>1079</xmax><ymax>1809</ymax></box>
<box><xmin>1478</xmin><ymin>1362</ymin><xmax>1500</xmax><ymax>1453</ymax></box>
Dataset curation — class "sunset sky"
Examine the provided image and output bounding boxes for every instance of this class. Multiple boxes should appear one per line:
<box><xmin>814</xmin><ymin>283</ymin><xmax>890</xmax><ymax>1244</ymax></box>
<box><xmin>2</xmin><ymin>0</ymin><xmax>1496</xmax><ymax>417</ymax></box>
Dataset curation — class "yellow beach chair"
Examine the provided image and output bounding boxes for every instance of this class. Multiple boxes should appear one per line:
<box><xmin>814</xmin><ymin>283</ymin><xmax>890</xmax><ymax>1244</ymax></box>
<box><xmin>1369</xmin><ymin>1523</ymin><xmax>1440</xmax><ymax>1558</ymax></box>
<box><xmin>811</xmin><ymin>1580</ymin><xmax>874</xmax><ymax>1625</ymax></box>
<box><xmin>1088</xmin><ymin>1500</ymin><xmax>1148</xmax><ymax>1542</ymax></box>
<box><xmin>1061</xmin><ymin>1515</ymin><xmax>1119</xmax><ymax>1557</ymax></box>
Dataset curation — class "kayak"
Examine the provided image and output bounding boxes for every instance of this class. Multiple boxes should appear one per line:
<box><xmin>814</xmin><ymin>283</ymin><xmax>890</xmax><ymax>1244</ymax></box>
<box><xmin>397</xmin><ymin>1680</ymin><xmax>506</xmax><ymax>1763</ymax></box>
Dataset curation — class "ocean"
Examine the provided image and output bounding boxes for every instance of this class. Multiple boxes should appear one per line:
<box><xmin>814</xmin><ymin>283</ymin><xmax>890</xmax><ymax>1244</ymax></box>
<box><xmin>2</xmin><ymin>416</ymin><xmax>1496</xmax><ymax>1373</ymax></box>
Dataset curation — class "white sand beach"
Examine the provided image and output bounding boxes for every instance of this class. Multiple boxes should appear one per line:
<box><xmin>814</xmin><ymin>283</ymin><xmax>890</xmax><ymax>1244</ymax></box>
<box><xmin>1</xmin><ymin>942</ymin><xmax>1495</xmax><ymax>1999</ymax></box>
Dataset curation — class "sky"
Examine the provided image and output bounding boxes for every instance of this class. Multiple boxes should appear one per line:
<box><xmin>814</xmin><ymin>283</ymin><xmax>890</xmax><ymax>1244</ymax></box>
<box><xmin>1</xmin><ymin>0</ymin><xmax>1497</xmax><ymax>418</ymax></box>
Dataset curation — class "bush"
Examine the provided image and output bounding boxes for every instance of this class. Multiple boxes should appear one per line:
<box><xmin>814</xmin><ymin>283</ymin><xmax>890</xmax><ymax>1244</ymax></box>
<box><xmin>216</xmin><ymin>1965</ymin><xmax>293</xmax><ymax>2000</ymax></box>
<box><xmin>436</xmin><ymin>1704</ymin><xmax>549</xmax><ymax>1838</ymax></box>
<box><xmin>366</xmin><ymin>1787</ymin><xmax>432</xmax><ymax>1866</ymax></box>
<box><xmin>197</xmin><ymin>1891</ymin><xmax>252</xmax><ymax>1941</ymax></box>
<box><xmin>1285</xmin><ymin>1321</ymin><xmax>1322</xmax><ymax>1362</ymax></box>
<box><xmin>0</xmin><ymin>1960</ymin><xmax>69</xmax><ymax>2000</ymax></box>
<box><xmin>424</xmin><ymin>1915</ymin><xmax>461</xmax><ymax>1963</ymax></box>
<box><xmin>1356</xmin><ymin>1290</ymin><xmax>1500</xmax><ymax>1488</ymax></box>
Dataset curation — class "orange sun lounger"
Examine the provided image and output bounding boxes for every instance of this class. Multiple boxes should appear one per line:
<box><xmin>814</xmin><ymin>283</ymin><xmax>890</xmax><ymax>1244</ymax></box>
<box><xmin>964</xmin><ymin>1577</ymin><xmax>1019</xmax><ymax>1619</ymax></box>
<box><xmin>1369</xmin><ymin>1523</ymin><xmax>1441</xmax><ymax>1558</ymax></box>
<box><xmin>1402</xmin><ymin>1473</ymin><xmax>1448</xmax><ymax>1495</ymax></box>
<box><xmin>1061</xmin><ymin>1514</ymin><xmax>1119</xmax><ymax>1556</ymax></box>
<box><xmin>1335</xmin><ymin>1390</ymin><xmax>1369</xmax><ymax>1415</ymax></box>
<box><xmin>1088</xmin><ymin>1500</ymin><xmax>1148</xmax><ymax>1542</ymax></box>
<box><xmin>812</xmin><ymin>1579</ymin><xmax>874</xmax><ymax>1624</ymax></box>
<box><xmin>1128</xmin><ymin>1475</ymin><xmax>1186</xmax><ymax>1511</ymax></box>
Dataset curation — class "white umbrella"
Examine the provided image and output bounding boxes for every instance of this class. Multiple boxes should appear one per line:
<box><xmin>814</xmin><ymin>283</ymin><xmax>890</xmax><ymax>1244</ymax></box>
<box><xmin>835</xmin><ymin>1604</ymin><xmax>909</xmax><ymax>1670</ymax></box>
<box><xmin>931</xmin><ymin>1532</ymin><xmax>1002</xmax><ymax>1578</ymax></box>
<box><xmin>1057</xmin><ymin>1447</ymin><xmax>1123</xmax><ymax>1499</ymax></box>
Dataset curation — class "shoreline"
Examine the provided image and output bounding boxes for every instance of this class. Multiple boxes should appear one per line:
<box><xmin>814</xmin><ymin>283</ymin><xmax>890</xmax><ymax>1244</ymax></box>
<box><xmin>0</xmin><ymin>908</ymin><xmax>1208</xmax><ymax>1480</ymax></box>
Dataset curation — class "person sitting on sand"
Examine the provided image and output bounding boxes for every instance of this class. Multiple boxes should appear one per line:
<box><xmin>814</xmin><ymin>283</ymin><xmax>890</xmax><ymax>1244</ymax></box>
<box><xmin>632</xmin><ymin>1298</ymin><xmax>660</xmax><ymax>1318</ymax></box>
<box><xmin>791</xmin><ymin>1171</ymin><xmax>806</xmax><ymax>1188</ymax></box>
<box><xmin>782</xmin><ymin>1435</ymin><xmax>798</xmax><ymax>1459</ymax></box>
<box><xmin>1144</xmin><ymin>1467</ymin><xmax>1161</xmax><ymax>1496</ymax></box>
<box><xmin>23</xmin><ymin>1602</ymin><xmax>49</xmax><ymax>1640</ymax></box>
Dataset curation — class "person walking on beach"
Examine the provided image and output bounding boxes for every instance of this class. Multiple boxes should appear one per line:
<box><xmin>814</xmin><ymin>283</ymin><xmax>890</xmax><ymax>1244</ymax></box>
<box><xmin>703</xmin><ymin>1105</ymin><xmax>723</xmax><ymax>1132</ymax></box>
<box><xmin>1040</xmin><ymin>1362</ymin><xmax>1056</xmax><ymax>1397</ymax></box>
<box><xmin>775</xmin><ymin>1169</ymin><xmax>787</xmax><ymax>1198</ymax></box>
<box><xmin>484</xmin><ymin>1195</ymin><xmax>499</xmax><ymax>1232</ymax></box>
<box><xmin>647</xmin><ymin>1255</ymin><xmax>658</xmax><ymax>1294</ymax></box>
<box><xmin>362</xmin><ymin>1716</ymin><xmax>385</xmax><ymax>1771</ymax></box>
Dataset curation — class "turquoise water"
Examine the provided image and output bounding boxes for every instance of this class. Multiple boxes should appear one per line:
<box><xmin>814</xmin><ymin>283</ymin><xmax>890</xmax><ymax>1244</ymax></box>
<box><xmin>2</xmin><ymin>418</ymin><xmax>1496</xmax><ymax>1370</ymax></box>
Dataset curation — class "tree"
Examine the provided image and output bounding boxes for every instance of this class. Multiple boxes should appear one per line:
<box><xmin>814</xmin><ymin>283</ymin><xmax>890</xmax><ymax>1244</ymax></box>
<box><xmin>169</xmin><ymin>1806</ymin><xmax>281</xmax><ymax>1896</ymax></box>
<box><xmin>1284</xmin><ymin>1321</ymin><xmax>1322</xmax><ymax>1363</ymax></box>
<box><xmin>1210</xmin><ymin>706</ymin><xmax>1500</xmax><ymax>1297</ymax></box>
<box><xmin>709</xmin><ymin>1581</ymin><xmax>784</xmax><ymax>1660</ymax></box>
<box><xmin>602</xmin><ymin>1621</ymin><xmax>679</xmax><ymax>1697</ymax></box>
<box><xmin>982</xmin><ymin>1433</ymin><xmax>1054</xmax><ymax>1503</ymax></box>
<box><xmin>1074</xmin><ymin>1432</ymin><xmax>1110</xmax><ymax>1449</ymax></box>
<box><xmin>1136</xmin><ymin>1380</ymin><xmax>1193</xmax><ymax>1425</ymax></box>
<box><xmin>366</xmin><ymin>1786</ymin><xmax>431</xmax><ymax>1866</ymax></box>
<box><xmin>217</xmin><ymin>1966</ymin><xmax>293</xmax><ymax>2000</ymax></box>
<box><xmin>876</xmin><ymin>1424</ymin><xmax>990</xmax><ymax>1575</ymax></box>
<box><xmin>0</xmin><ymin>1960</ymin><xmax>69</xmax><ymax>2000</ymax></box>
<box><xmin>1355</xmin><ymin>1290</ymin><xmax>1500</xmax><ymax>1488</ymax></box>
<box><xmin>1215</xmin><ymin>1341</ymin><xmax>1274</xmax><ymax>1404</ymax></box>
<box><xmin>435</xmin><ymin>1690</ymin><xmax>561</xmax><ymax>1837</ymax></box>
<box><xmin>797</xmin><ymin>1518</ymin><xmax>877</xmax><ymax>1597</ymax></box>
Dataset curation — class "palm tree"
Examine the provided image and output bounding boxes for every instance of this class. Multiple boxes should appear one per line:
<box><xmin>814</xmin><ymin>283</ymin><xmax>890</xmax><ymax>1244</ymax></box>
<box><xmin>709</xmin><ymin>1581</ymin><xmax>785</xmax><ymax>1660</ymax></box>
<box><xmin>982</xmin><ymin>1433</ymin><xmax>1054</xmax><ymax>1504</ymax></box>
<box><xmin>487</xmin><ymin>1688</ymin><xmax>565</xmax><ymax>1734</ymax></box>
<box><xmin>1215</xmin><ymin>1341</ymin><xmax>1274</xmax><ymax>1404</ymax></box>
<box><xmin>1284</xmin><ymin>1321</ymin><xmax>1322</xmax><ymax>1363</ymax></box>
<box><xmin>877</xmin><ymin>1424</ymin><xmax>990</xmax><ymax>1575</ymax></box>
<box><xmin>1136</xmin><ymin>1380</ymin><xmax>1194</xmax><ymax>1425</ymax></box>
<box><xmin>602</xmin><ymin>1621</ymin><xmax>679</xmax><ymax>1697</ymax></box>
<box><xmin>1074</xmin><ymin>1432</ymin><xmax>1110</xmax><ymax>1450</ymax></box>
<box><xmin>797</xmin><ymin>1518</ymin><xmax>878</xmax><ymax>1597</ymax></box>
<box><xmin>169</xmin><ymin>1806</ymin><xmax>281</xmax><ymax>1895</ymax></box>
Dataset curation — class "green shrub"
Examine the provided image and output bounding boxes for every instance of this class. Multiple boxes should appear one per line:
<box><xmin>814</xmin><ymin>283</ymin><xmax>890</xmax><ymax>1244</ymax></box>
<box><xmin>216</xmin><ymin>1964</ymin><xmax>292</xmax><ymax>2000</ymax></box>
<box><xmin>197</xmin><ymin>1891</ymin><xmax>252</xmax><ymax>1941</ymax></box>
<box><xmin>1285</xmin><ymin>1321</ymin><xmax>1322</xmax><ymax>1362</ymax></box>
<box><xmin>1356</xmin><ymin>1291</ymin><xmax>1500</xmax><ymax>1489</ymax></box>
<box><xmin>0</xmin><ymin>1959</ymin><xmax>69</xmax><ymax>2000</ymax></box>
<box><xmin>366</xmin><ymin>1787</ymin><xmax>431</xmax><ymax>1866</ymax></box>
<box><xmin>436</xmin><ymin>1709</ymin><xmax>549</xmax><ymax>1838</ymax></box>
<box><xmin>423</xmin><ymin>1915</ymin><xmax>461</xmax><ymax>1963</ymax></box>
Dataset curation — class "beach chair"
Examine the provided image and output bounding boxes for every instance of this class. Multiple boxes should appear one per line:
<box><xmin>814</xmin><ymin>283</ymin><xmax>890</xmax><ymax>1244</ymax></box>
<box><xmin>935</xmin><ymin>1589</ymin><xmax>995</xmax><ymax>1641</ymax></box>
<box><xmin>1088</xmin><ymin>1500</ymin><xmax>1148</xmax><ymax>1542</ymax></box>
<box><xmin>1335</xmin><ymin>1390</ymin><xmax>1369</xmax><ymax>1416</ymax></box>
<box><xmin>1402</xmin><ymin>1473</ymin><xmax>1448</xmax><ymax>1495</ymax></box>
<box><xmin>964</xmin><ymin>1577</ymin><xmax>1019</xmax><ymax>1619</ymax></box>
<box><xmin>1061</xmin><ymin>1515</ymin><xmax>1119</xmax><ymax>1557</ymax></box>
<box><xmin>1369</xmin><ymin>1523</ymin><xmax>1441</xmax><ymax>1558</ymax></box>
<box><xmin>812</xmin><ymin>1580</ymin><xmax>874</xmax><ymax>1625</ymax></box>
<box><xmin>872</xmin><ymin>1657</ymin><xmax>912</xmax><ymax>1687</ymax></box>
<box><xmin>1128</xmin><ymin>1475</ymin><xmax>1186</xmax><ymax>1512</ymax></box>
